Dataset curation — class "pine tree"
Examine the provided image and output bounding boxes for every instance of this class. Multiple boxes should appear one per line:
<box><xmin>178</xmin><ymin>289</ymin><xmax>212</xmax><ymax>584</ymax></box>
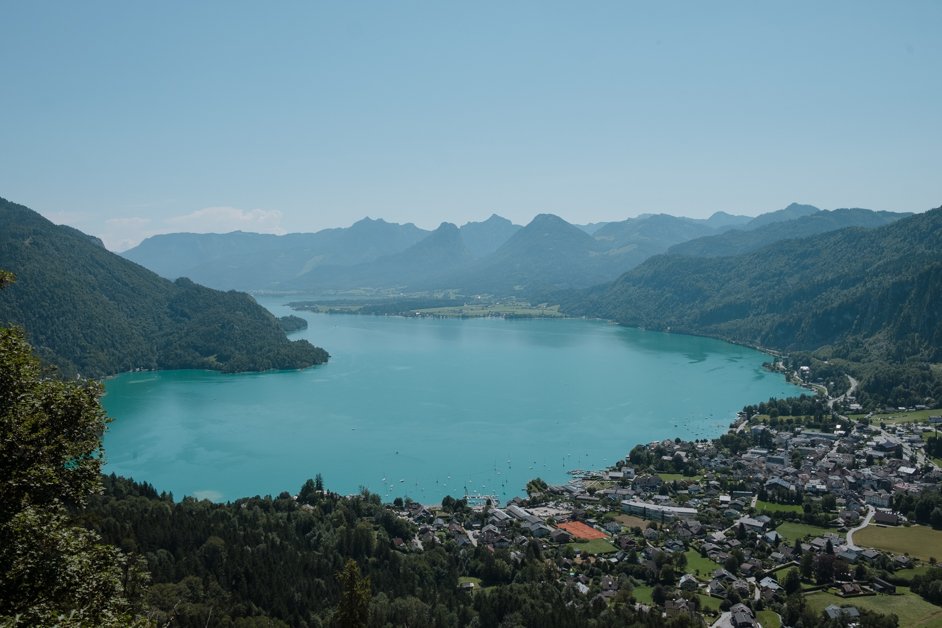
<box><xmin>336</xmin><ymin>559</ymin><xmax>370</xmax><ymax>628</ymax></box>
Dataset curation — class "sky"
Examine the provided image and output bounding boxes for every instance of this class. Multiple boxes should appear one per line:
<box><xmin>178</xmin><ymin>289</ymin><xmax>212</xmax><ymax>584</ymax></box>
<box><xmin>1</xmin><ymin>2</ymin><xmax>940</xmax><ymax>251</ymax></box>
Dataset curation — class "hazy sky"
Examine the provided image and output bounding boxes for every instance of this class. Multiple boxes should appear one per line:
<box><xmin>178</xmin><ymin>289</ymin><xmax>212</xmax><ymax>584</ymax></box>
<box><xmin>2</xmin><ymin>2</ymin><xmax>940</xmax><ymax>251</ymax></box>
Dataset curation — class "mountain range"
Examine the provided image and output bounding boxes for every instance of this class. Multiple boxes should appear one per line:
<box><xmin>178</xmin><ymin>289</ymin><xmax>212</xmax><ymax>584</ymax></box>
<box><xmin>122</xmin><ymin>202</ymin><xmax>907</xmax><ymax>296</ymax></box>
<box><xmin>0</xmin><ymin>197</ymin><xmax>329</xmax><ymax>378</ymax></box>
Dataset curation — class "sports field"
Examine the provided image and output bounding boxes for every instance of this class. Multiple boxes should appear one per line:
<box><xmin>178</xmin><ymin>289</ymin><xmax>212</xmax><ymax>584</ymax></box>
<box><xmin>557</xmin><ymin>521</ymin><xmax>608</xmax><ymax>540</ymax></box>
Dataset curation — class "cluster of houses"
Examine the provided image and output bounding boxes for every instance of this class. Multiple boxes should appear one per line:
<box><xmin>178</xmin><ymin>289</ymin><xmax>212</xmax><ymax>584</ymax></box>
<box><xmin>387</xmin><ymin>412</ymin><xmax>940</xmax><ymax>625</ymax></box>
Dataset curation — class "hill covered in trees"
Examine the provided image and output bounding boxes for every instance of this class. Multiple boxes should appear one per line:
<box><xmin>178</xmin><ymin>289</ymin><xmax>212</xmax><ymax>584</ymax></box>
<box><xmin>0</xmin><ymin>197</ymin><xmax>328</xmax><ymax>377</ymax></box>
<box><xmin>567</xmin><ymin>207</ymin><xmax>942</xmax><ymax>407</ymax></box>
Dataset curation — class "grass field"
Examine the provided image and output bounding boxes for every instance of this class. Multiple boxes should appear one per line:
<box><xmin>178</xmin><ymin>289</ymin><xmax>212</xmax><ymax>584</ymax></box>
<box><xmin>684</xmin><ymin>549</ymin><xmax>724</xmax><ymax>579</ymax></box>
<box><xmin>572</xmin><ymin>539</ymin><xmax>618</xmax><ymax>555</ymax></box>
<box><xmin>805</xmin><ymin>587</ymin><xmax>942</xmax><ymax>627</ymax></box>
<box><xmin>852</xmin><ymin>409</ymin><xmax>940</xmax><ymax>425</ymax></box>
<box><xmin>756</xmin><ymin>609</ymin><xmax>782</xmax><ymax>628</ymax></box>
<box><xmin>612</xmin><ymin>514</ymin><xmax>650</xmax><ymax>529</ymax></box>
<box><xmin>632</xmin><ymin>585</ymin><xmax>653</xmax><ymax>605</ymax></box>
<box><xmin>775</xmin><ymin>521</ymin><xmax>837</xmax><ymax>544</ymax></box>
<box><xmin>854</xmin><ymin>524</ymin><xmax>942</xmax><ymax>562</ymax></box>
<box><xmin>755</xmin><ymin>500</ymin><xmax>803</xmax><ymax>514</ymax></box>
<box><xmin>895</xmin><ymin>564</ymin><xmax>935</xmax><ymax>582</ymax></box>
<box><xmin>696</xmin><ymin>594</ymin><xmax>722</xmax><ymax>613</ymax></box>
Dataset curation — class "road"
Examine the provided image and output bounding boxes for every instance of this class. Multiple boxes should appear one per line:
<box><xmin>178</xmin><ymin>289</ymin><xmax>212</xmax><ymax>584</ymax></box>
<box><xmin>828</xmin><ymin>374</ymin><xmax>859</xmax><ymax>412</ymax></box>
<box><xmin>845</xmin><ymin>505</ymin><xmax>875</xmax><ymax>550</ymax></box>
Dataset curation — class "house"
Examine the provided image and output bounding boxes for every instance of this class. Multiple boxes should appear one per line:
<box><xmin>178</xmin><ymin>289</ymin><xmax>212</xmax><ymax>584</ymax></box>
<box><xmin>633</xmin><ymin>474</ymin><xmax>663</xmax><ymax>491</ymax></box>
<box><xmin>730</xmin><ymin>602</ymin><xmax>758</xmax><ymax>627</ymax></box>
<box><xmin>837</xmin><ymin>549</ymin><xmax>859</xmax><ymax>563</ymax></box>
<box><xmin>864</xmin><ymin>490</ymin><xmax>892</xmax><ymax>508</ymax></box>
<box><xmin>603</xmin><ymin>521</ymin><xmax>622</xmax><ymax>534</ymax></box>
<box><xmin>678</xmin><ymin>573</ymin><xmax>699</xmax><ymax>592</ymax></box>
<box><xmin>550</xmin><ymin>528</ymin><xmax>572</xmax><ymax>544</ymax></box>
<box><xmin>480</xmin><ymin>524</ymin><xmax>501</xmax><ymax>544</ymax></box>
<box><xmin>765</xmin><ymin>477</ymin><xmax>796</xmax><ymax>494</ymax></box>
<box><xmin>872</xmin><ymin>577</ymin><xmax>896</xmax><ymax>594</ymax></box>
<box><xmin>665</xmin><ymin>598</ymin><xmax>695</xmax><ymax>618</ymax></box>
<box><xmin>859</xmin><ymin>548</ymin><xmax>881</xmax><ymax>562</ymax></box>
<box><xmin>873</xmin><ymin>510</ymin><xmax>900</xmax><ymax>526</ymax></box>
<box><xmin>737</xmin><ymin>517</ymin><xmax>767</xmax><ymax>533</ymax></box>
<box><xmin>758</xmin><ymin>576</ymin><xmax>781</xmax><ymax>592</ymax></box>
<box><xmin>839</xmin><ymin>582</ymin><xmax>862</xmax><ymax>596</ymax></box>
<box><xmin>731</xmin><ymin>579</ymin><xmax>751</xmax><ymax>598</ymax></box>
<box><xmin>488</xmin><ymin>508</ymin><xmax>512</xmax><ymax>528</ymax></box>
<box><xmin>707</xmin><ymin>579</ymin><xmax>727</xmax><ymax>597</ymax></box>
<box><xmin>824</xmin><ymin>605</ymin><xmax>860</xmax><ymax>620</ymax></box>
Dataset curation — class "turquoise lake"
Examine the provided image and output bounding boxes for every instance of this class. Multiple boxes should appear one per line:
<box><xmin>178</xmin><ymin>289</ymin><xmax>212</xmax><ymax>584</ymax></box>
<box><xmin>102</xmin><ymin>298</ymin><xmax>804</xmax><ymax>503</ymax></box>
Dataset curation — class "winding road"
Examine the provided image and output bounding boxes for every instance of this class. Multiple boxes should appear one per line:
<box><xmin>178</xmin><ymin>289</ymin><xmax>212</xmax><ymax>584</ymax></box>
<box><xmin>845</xmin><ymin>505</ymin><xmax>875</xmax><ymax>550</ymax></box>
<box><xmin>828</xmin><ymin>374</ymin><xmax>859</xmax><ymax>412</ymax></box>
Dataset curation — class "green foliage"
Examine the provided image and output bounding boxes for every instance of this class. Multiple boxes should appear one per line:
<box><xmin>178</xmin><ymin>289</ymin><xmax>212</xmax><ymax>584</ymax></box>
<box><xmin>278</xmin><ymin>315</ymin><xmax>309</xmax><ymax>333</ymax></box>
<box><xmin>0</xmin><ymin>198</ymin><xmax>328</xmax><ymax>377</ymax></box>
<box><xmin>571</xmin><ymin>207</ymin><xmax>942</xmax><ymax>407</ymax></box>
<box><xmin>336</xmin><ymin>560</ymin><xmax>370</xmax><ymax>628</ymax></box>
<box><xmin>910</xmin><ymin>566</ymin><xmax>942</xmax><ymax>604</ymax></box>
<box><xmin>79</xmin><ymin>474</ymin><xmax>679</xmax><ymax>627</ymax></box>
<box><xmin>893</xmin><ymin>486</ymin><xmax>942</xmax><ymax>528</ymax></box>
<box><xmin>0</xmin><ymin>323</ymin><xmax>146</xmax><ymax>625</ymax></box>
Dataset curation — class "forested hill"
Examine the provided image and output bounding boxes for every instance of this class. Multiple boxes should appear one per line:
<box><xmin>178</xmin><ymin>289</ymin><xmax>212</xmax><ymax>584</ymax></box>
<box><xmin>0</xmin><ymin>197</ymin><xmax>329</xmax><ymax>377</ymax></box>
<box><xmin>569</xmin><ymin>206</ymin><xmax>942</xmax><ymax>364</ymax></box>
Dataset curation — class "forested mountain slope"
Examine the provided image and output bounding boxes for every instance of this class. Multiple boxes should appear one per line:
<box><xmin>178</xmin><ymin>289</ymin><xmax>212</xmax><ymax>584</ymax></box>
<box><xmin>0</xmin><ymin>197</ymin><xmax>328</xmax><ymax>377</ymax></box>
<box><xmin>572</xmin><ymin>207</ymin><xmax>942</xmax><ymax>364</ymax></box>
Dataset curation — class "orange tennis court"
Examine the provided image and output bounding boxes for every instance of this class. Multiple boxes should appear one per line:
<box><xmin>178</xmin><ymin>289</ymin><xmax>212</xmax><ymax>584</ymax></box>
<box><xmin>556</xmin><ymin>521</ymin><xmax>607</xmax><ymax>540</ymax></box>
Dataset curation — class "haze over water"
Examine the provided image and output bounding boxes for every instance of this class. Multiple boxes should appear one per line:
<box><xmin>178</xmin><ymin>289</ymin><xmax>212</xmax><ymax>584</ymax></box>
<box><xmin>102</xmin><ymin>298</ymin><xmax>804</xmax><ymax>503</ymax></box>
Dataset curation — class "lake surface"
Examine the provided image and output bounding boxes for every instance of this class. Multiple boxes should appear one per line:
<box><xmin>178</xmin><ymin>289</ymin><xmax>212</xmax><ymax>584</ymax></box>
<box><xmin>102</xmin><ymin>298</ymin><xmax>804</xmax><ymax>503</ymax></box>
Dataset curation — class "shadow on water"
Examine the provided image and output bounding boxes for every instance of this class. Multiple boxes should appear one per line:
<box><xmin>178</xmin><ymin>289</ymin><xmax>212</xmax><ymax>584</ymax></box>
<box><xmin>612</xmin><ymin>324</ymin><xmax>736</xmax><ymax>363</ymax></box>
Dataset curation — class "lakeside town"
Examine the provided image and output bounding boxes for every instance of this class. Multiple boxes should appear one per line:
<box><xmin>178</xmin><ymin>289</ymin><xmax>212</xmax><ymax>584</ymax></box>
<box><xmin>378</xmin><ymin>370</ymin><xmax>942</xmax><ymax>628</ymax></box>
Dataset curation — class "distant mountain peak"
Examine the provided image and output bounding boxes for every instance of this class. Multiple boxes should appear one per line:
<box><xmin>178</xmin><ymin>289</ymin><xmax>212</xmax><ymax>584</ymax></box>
<box><xmin>744</xmin><ymin>203</ymin><xmax>821</xmax><ymax>230</ymax></box>
<box><xmin>530</xmin><ymin>213</ymin><xmax>567</xmax><ymax>224</ymax></box>
<box><xmin>784</xmin><ymin>202</ymin><xmax>819</xmax><ymax>211</ymax></box>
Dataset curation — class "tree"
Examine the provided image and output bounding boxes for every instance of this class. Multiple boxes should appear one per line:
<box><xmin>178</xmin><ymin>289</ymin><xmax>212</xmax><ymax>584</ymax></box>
<box><xmin>783</xmin><ymin>568</ymin><xmax>801</xmax><ymax>595</ymax></box>
<box><xmin>651</xmin><ymin>584</ymin><xmax>667</xmax><ymax>606</ymax></box>
<box><xmin>0</xmin><ymin>285</ymin><xmax>147</xmax><ymax>625</ymax></box>
<box><xmin>336</xmin><ymin>559</ymin><xmax>370</xmax><ymax>628</ymax></box>
<box><xmin>800</xmin><ymin>552</ymin><xmax>814</xmax><ymax>579</ymax></box>
<box><xmin>815</xmin><ymin>554</ymin><xmax>835</xmax><ymax>584</ymax></box>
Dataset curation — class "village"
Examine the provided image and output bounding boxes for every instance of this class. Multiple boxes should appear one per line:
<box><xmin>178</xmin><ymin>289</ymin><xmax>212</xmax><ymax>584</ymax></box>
<box><xmin>387</xmin><ymin>386</ymin><xmax>942</xmax><ymax>627</ymax></box>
